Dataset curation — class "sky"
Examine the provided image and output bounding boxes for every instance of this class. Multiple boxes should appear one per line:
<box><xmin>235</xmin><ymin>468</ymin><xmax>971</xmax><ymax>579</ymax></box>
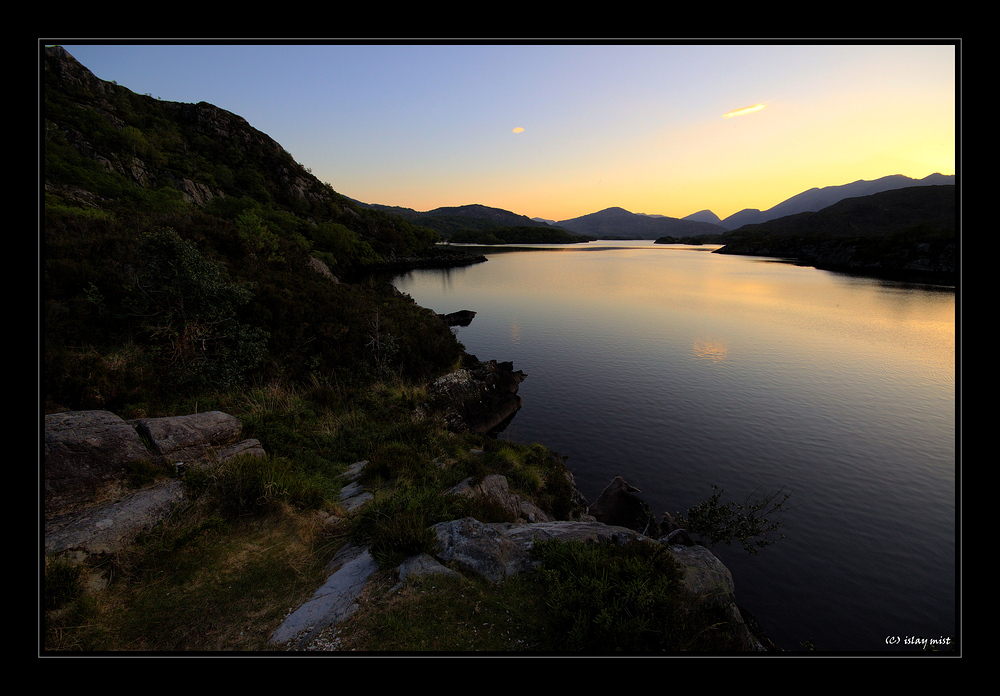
<box><xmin>48</xmin><ymin>41</ymin><xmax>958</xmax><ymax>222</ymax></box>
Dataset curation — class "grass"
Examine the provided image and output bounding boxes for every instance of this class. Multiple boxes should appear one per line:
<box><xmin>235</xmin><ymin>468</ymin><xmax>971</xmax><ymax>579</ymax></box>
<box><xmin>43</xmin><ymin>502</ymin><xmax>343</xmax><ymax>651</ymax></box>
<box><xmin>317</xmin><ymin>568</ymin><xmax>550</xmax><ymax>652</ymax></box>
<box><xmin>41</xmin><ymin>373</ymin><xmax>747</xmax><ymax>653</ymax></box>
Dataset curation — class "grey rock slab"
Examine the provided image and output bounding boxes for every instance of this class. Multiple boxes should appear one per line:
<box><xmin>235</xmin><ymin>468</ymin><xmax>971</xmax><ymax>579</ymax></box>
<box><xmin>269</xmin><ymin>545</ymin><xmax>379</xmax><ymax>647</ymax></box>
<box><xmin>44</xmin><ymin>480</ymin><xmax>187</xmax><ymax>558</ymax></box>
<box><xmin>398</xmin><ymin>553</ymin><xmax>461</xmax><ymax>582</ymax></box>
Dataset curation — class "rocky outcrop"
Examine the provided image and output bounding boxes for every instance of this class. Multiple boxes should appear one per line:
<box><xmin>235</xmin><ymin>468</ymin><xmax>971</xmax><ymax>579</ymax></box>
<box><xmin>587</xmin><ymin>475</ymin><xmax>663</xmax><ymax>537</ymax></box>
<box><xmin>271</xmin><ymin>463</ymin><xmax>777</xmax><ymax>652</ymax></box>
<box><xmin>44</xmin><ymin>410</ymin><xmax>153</xmax><ymax>516</ymax></box>
<box><xmin>43</xmin><ymin>410</ymin><xmax>265</xmax><ymax>567</ymax></box>
<box><xmin>419</xmin><ymin>355</ymin><xmax>527</xmax><ymax>435</ymax></box>
<box><xmin>438</xmin><ymin>309</ymin><xmax>477</xmax><ymax>327</ymax></box>
<box><xmin>444</xmin><ymin>473</ymin><xmax>552</xmax><ymax>523</ymax></box>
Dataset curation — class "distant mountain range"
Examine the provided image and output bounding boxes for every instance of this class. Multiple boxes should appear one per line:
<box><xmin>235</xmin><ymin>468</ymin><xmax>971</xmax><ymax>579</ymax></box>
<box><xmin>358</xmin><ymin>173</ymin><xmax>954</xmax><ymax>241</ymax></box>
<box><xmin>716</xmin><ymin>173</ymin><xmax>955</xmax><ymax>230</ymax></box>
<box><xmin>552</xmin><ymin>207</ymin><xmax>724</xmax><ymax>239</ymax></box>
<box><xmin>712</xmin><ymin>183</ymin><xmax>956</xmax><ymax>285</ymax></box>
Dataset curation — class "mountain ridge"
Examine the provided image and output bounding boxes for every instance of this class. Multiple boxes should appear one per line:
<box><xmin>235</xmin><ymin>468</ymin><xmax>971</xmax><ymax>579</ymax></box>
<box><xmin>353</xmin><ymin>173</ymin><xmax>955</xmax><ymax>242</ymax></box>
<box><xmin>718</xmin><ymin>173</ymin><xmax>955</xmax><ymax>230</ymax></box>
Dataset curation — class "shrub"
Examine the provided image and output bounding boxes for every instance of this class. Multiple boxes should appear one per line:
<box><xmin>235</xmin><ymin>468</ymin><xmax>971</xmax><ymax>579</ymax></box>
<box><xmin>45</xmin><ymin>560</ymin><xmax>84</xmax><ymax>611</ymax></box>
<box><xmin>530</xmin><ymin>538</ymin><xmax>739</xmax><ymax>652</ymax></box>
<box><xmin>676</xmin><ymin>485</ymin><xmax>790</xmax><ymax>555</ymax></box>
<box><xmin>127</xmin><ymin>227</ymin><xmax>268</xmax><ymax>389</ymax></box>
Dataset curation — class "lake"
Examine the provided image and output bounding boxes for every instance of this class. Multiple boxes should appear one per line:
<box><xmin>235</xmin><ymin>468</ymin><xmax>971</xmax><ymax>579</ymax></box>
<box><xmin>393</xmin><ymin>240</ymin><xmax>958</xmax><ymax>653</ymax></box>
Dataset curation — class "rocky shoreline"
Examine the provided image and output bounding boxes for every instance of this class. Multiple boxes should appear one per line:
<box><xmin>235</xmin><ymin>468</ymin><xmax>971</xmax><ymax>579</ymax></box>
<box><xmin>42</xmin><ymin>355</ymin><xmax>778</xmax><ymax>652</ymax></box>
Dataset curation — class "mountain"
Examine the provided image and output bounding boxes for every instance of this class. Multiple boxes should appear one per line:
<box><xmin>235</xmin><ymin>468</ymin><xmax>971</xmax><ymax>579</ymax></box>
<box><xmin>42</xmin><ymin>46</ymin><xmax>462</xmax><ymax>270</ymax></box>
<box><xmin>43</xmin><ymin>45</ymin><xmax>467</xmax><ymax>409</ymax></box>
<box><xmin>714</xmin><ymin>184</ymin><xmax>956</xmax><ymax>284</ymax></box>
<box><xmin>356</xmin><ymin>201</ymin><xmax>569</xmax><ymax>238</ymax></box>
<box><xmin>719</xmin><ymin>174</ymin><xmax>955</xmax><ymax>230</ymax></box>
<box><xmin>683</xmin><ymin>210</ymin><xmax>724</xmax><ymax>226</ymax></box>
<box><xmin>554</xmin><ymin>207</ymin><xmax>725</xmax><ymax>239</ymax></box>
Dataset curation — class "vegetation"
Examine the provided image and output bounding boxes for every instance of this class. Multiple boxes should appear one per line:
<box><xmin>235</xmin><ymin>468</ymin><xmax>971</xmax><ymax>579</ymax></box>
<box><xmin>675</xmin><ymin>485</ymin><xmax>791</xmax><ymax>556</ymax></box>
<box><xmin>41</xmin><ymin>47</ymin><xmax>782</xmax><ymax>653</ymax></box>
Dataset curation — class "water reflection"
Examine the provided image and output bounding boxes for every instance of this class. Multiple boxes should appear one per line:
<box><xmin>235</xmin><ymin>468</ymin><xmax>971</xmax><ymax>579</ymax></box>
<box><xmin>394</xmin><ymin>241</ymin><xmax>956</xmax><ymax>652</ymax></box>
<box><xmin>692</xmin><ymin>338</ymin><xmax>729</xmax><ymax>363</ymax></box>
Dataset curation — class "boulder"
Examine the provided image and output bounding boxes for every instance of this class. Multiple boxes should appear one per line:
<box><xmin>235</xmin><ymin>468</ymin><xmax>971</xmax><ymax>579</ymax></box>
<box><xmin>130</xmin><ymin>411</ymin><xmax>244</xmax><ymax>461</ymax></box>
<box><xmin>420</xmin><ymin>355</ymin><xmax>527</xmax><ymax>435</ymax></box>
<box><xmin>444</xmin><ymin>474</ymin><xmax>551</xmax><ymax>523</ymax></box>
<box><xmin>587</xmin><ymin>476</ymin><xmax>662</xmax><ymax>537</ymax></box>
<box><xmin>431</xmin><ymin>517</ymin><xmax>648</xmax><ymax>582</ymax></box>
<box><xmin>44</xmin><ymin>410</ymin><xmax>151</xmax><ymax>515</ymax></box>
<box><xmin>438</xmin><ymin>309</ymin><xmax>477</xmax><ymax>327</ymax></box>
<box><xmin>44</xmin><ymin>481</ymin><xmax>187</xmax><ymax>562</ymax></box>
<box><xmin>44</xmin><ymin>409</ymin><xmax>266</xmax><ymax>564</ymax></box>
<box><xmin>426</xmin><ymin>516</ymin><xmax>769</xmax><ymax>650</ymax></box>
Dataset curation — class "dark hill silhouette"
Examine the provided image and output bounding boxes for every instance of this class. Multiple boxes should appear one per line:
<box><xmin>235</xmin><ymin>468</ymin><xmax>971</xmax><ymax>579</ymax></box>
<box><xmin>554</xmin><ymin>207</ymin><xmax>725</xmax><ymax>239</ymax></box>
<box><xmin>719</xmin><ymin>173</ymin><xmax>955</xmax><ymax>230</ymax></box>
<box><xmin>355</xmin><ymin>201</ymin><xmax>573</xmax><ymax>240</ymax></box>
<box><xmin>715</xmin><ymin>185</ymin><xmax>956</xmax><ymax>285</ymax></box>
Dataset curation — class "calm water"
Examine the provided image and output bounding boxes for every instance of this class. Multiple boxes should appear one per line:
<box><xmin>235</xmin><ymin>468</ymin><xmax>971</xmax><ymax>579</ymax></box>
<box><xmin>393</xmin><ymin>241</ymin><xmax>957</xmax><ymax>653</ymax></box>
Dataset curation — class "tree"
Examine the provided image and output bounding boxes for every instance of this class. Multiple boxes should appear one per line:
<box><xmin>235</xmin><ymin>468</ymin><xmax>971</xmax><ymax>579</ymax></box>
<box><xmin>128</xmin><ymin>227</ymin><xmax>268</xmax><ymax>388</ymax></box>
<box><xmin>235</xmin><ymin>209</ymin><xmax>284</xmax><ymax>267</ymax></box>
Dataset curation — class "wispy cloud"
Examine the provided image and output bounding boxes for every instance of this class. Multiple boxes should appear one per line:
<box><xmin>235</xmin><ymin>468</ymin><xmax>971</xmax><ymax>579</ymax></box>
<box><xmin>723</xmin><ymin>104</ymin><xmax>766</xmax><ymax>118</ymax></box>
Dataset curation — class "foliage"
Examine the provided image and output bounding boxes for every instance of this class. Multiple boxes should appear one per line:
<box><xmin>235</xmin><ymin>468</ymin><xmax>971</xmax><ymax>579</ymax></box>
<box><xmin>127</xmin><ymin>227</ymin><xmax>269</xmax><ymax>389</ymax></box>
<box><xmin>676</xmin><ymin>485</ymin><xmax>790</xmax><ymax>555</ymax></box>
<box><xmin>530</xmin><ymin>538</ymin><xmax>741</xmax><ymax>652</ymax></box>
<box><xmin>234</xmin><ymin>209</ymin><xmax>284</xmax><ymax>266</ymax></box>
<box><xmin>44</xmin><ymin>559</ymin><xmax>84</xmax><ymax>611</ymax></box>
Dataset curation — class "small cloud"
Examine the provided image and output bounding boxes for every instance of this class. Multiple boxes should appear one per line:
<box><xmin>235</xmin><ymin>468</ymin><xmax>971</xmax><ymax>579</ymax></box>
<box><xmin>723</xmin><ymin>104</ymin><xmax>766</xmax><ymax>119</ymax></box>
<box><xmin>512</xmin><ymin>127</ymin><xmax>525</xmax><ymax>133</ymax></box>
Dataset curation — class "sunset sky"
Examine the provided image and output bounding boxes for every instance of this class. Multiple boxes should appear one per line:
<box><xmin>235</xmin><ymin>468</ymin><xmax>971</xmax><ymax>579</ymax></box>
<box><xmin>51</xmin><ymin>41</ymin><xmax>958</xmax><ymax>222</ymax></box>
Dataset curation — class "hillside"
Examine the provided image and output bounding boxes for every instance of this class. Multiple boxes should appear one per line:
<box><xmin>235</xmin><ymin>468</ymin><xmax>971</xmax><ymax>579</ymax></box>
<box><xmin>42</xmin><ymin>46</ymin><xmax>788</xmax><ymax>654</ymax></box>
<box><xmin>714</xmin><ymin>185</ymin><xmax>957</xmax><ymax>284</ymax></box>
<box><xmin>356</xmin><ymin>201</ymin><xmax>576</xmax><ymax>240</ymax></box>
<box><xmin>42</xmin><ymin>44</ymin><xmax>469</xmax><ymax>411</ymax></box>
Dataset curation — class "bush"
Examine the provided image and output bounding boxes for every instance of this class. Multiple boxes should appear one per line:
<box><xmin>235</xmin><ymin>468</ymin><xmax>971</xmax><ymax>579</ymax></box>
<box><xmin>45</xmin><ymin>560</ymin><xmax>84</xmax><ymax>611</ymax></box>
<box><xmin>127</xmin><ymin>227</ymin><xmax>268</xmax><ymax>389</ymax></box>
<box><xmin>676</xmin><ymin>486</ymin><xmax>790</xmax><ymax>555</ymax></box>
<box><xmin>530</xmin><ymin>539</ymin><xmax>739</xmax><ymax>652</ymax></box>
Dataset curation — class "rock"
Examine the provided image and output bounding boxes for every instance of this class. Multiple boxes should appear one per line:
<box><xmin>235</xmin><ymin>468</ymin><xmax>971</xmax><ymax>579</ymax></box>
<box><xmin>397</xmin><ymin>553</ymin><xmax>461</xmax><ymax>582</ymax></box>
<box><xmin>431</xmin><ymin>517</ymin><xmax>648</xmax><ymax>583</ymax></box>
<box><xmin>44</xmin><ymin>410</ymin><xmax>152</xmax><ymax>515</ymax></box>
<box><xmin>130</xmin><ymin>411</ymin><xmax>244</xmax><ymax>461</ymax></box>
<box><xmin>420</xmin><ymin>355</ymin><xmax>527</xmax><ymax>435</ymax></box>
<box><xmin>44</xmin><ymin>409</ymin><xmax>267</xmax><ymax>567</ymax></box>
<box><xmin>308</xmin><ymin>255</ymin><xmax>339</xmax><ymax>281</ymax></box>
<box><xmin>667</xmin><ymin>542</ymin><xmax>736</xmax><ymax>607</ymax></box>
<box><xmin>427</xmin><ymin>515</ymin><xmax>766</xmax><ymax>650</ymax></box>
<box><xmin>438</xmin><ymin>309</ymin><xmax>477</xmax><ymax>327</ymax></box>
<box><xmin>587</xmin><ymin>476</ymin><xmax>662</xmax><ymax>537</ymax></box>
<box><xmin>337</xmin><ymin>460</ymin><xmax>373</xmax><ymax>512</ymax></box>
<box><xmin>445</xmin><ymin>475</ymin><xmax>519</xmax><ymax>520</ymax></box>
<box><xmin>269</xmin><ymin>544</ymin><xmax>379</xmax><ymax>647</ymax></box>
<box><xmin>44</xmin><ymin>481</ymin><xmax>187</xmax><ymax>565</ymax></box>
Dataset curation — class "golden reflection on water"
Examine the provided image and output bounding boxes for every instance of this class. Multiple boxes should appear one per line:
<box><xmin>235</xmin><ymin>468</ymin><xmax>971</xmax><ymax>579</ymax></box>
<box><xmin>691</xmin><ymin>338</ymin><xmax>729</xmax><ymax>363</ymax></box>
<box><xmin>509</xmin><ymin>321</ymin><xmax>522</xmax><ymax>346</ymax></box>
